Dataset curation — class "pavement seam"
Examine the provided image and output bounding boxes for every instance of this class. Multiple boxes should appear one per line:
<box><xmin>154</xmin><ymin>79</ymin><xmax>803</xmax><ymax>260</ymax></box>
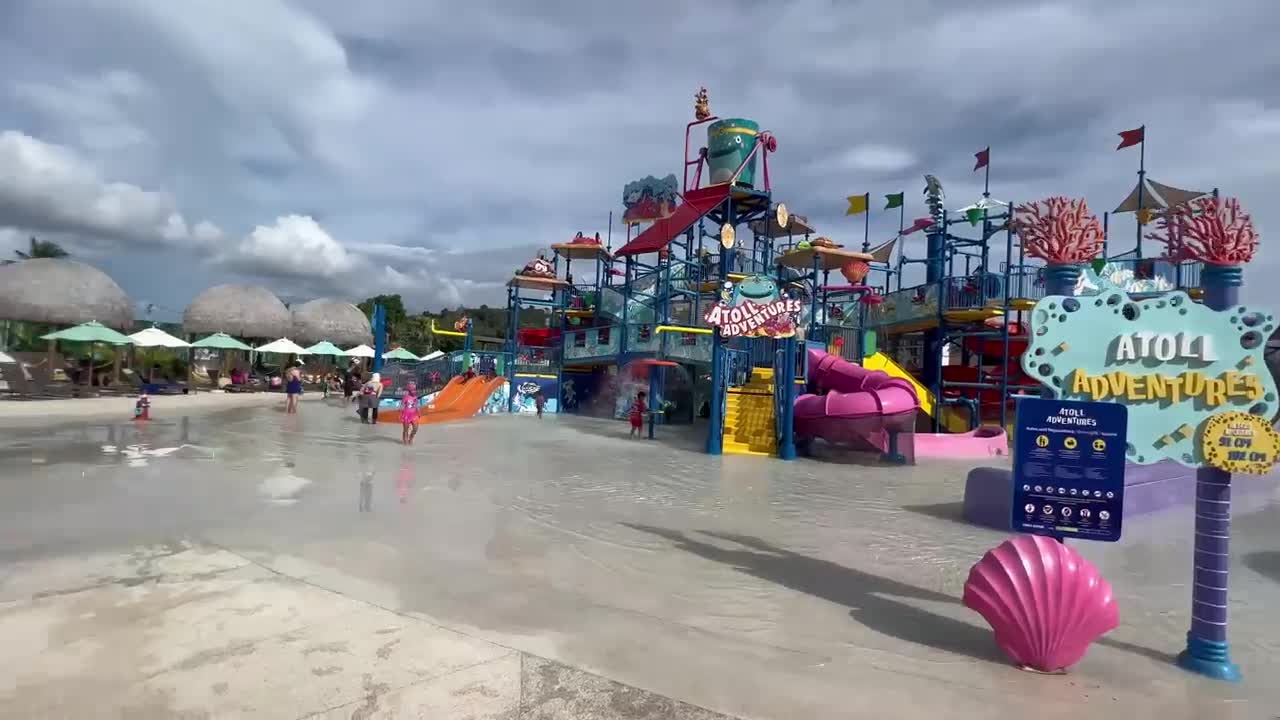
<box><xmin>205</xmin><ymin>541</ymin><xmax>747</xmax><ymax>720</ymax></box>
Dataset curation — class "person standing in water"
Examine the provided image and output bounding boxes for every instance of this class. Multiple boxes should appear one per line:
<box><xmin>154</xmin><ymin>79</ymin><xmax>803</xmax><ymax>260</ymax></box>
<box><xmin>285</xmin><ymin>367</ymin><xmax>303</xmax><ymax>414</ymax></box>
<box><xmin>400</xmin><ymin>381</ymin><xmax>420</xmax><ymax>445</ymax></box>
<box><xmin>364</xmin><ymin>373</ymin><xmax>384</xmax><ymax>424</ymax></box>
<box><xmin>534</xmin><ymin>389</ymin><xmax>545</xmax><ymax>419</ymax></box>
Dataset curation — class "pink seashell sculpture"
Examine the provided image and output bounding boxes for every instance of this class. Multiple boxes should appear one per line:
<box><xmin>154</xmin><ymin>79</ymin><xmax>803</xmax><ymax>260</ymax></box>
<box><xmin>963</xmin><ymin>534</ymin><xmax>1118</xmax><ymax>672</ymax></box>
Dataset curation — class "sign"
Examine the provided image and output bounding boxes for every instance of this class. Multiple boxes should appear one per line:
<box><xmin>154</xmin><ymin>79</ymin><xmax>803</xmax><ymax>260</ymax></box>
<box><xmin>1013</xmin><ymin>398</ymin><xmax>1128</xmax><ymax>542</ymax></box>
<box><xmin>703</xmin><ymin>274</ymin><xmax>802</xmax><ymax>338</ymax></box>
<box><xmin>1021</xmin><ymin>289</ymin><xmax>1277</xmax><ymax>466</ymax></box>
<box><xmin>1200</xmin><ymin>411</ymin><xmax>1280</xmax><ymax>475</ymax></box>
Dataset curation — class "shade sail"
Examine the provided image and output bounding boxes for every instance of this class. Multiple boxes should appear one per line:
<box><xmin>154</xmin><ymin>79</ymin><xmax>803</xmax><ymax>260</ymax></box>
<box><xmin>129</xmin><ymin>326</ymin><xmax>190</xmax><ymax>348</ymax></box>
<box><xmin>255</xmin><ymin>338</ymin><xmax>310</xmax><ymax>355</ymax></box>
<box><xmin>190</xmin><ymin>332</ymin><xmax>253</xmax><ymax>350</ymax></box>
<box><xmin>41</xmin><ymin>320</ymin><xmax>134</xmax><ymax>345</ymax></box>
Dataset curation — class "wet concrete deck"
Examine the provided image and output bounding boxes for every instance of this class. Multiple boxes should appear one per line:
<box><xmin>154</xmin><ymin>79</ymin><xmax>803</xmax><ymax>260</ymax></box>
<box><xmin>0</xmin><ymin>401</ymin><xmax>1277</xmax><ymax>718</ymax></box>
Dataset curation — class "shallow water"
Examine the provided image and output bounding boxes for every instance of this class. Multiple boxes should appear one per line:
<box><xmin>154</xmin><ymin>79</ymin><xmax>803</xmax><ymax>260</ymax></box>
<box><xmin>1</xmin><ymin>401</ymin><xmax>1278</xmax><ymax>718</ymax></box>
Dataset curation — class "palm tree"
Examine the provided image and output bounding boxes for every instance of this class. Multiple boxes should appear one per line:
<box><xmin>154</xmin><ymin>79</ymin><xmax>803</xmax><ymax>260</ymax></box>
<box><xmin>14</xmin><ymin>237</ymin><xmax>69</xmax><ymax>261</ymax></box>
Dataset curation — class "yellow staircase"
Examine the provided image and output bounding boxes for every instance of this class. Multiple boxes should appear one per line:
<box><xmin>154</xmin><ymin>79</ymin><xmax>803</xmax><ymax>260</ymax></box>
<box><xmin>722</xmin><ymin>367</ymin><xmax>777</xmax><ymax>456</ymax></box>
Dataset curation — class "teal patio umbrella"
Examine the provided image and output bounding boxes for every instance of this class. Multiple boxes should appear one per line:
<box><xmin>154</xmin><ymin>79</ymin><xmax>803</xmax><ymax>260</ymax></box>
<box><xmin>40</xmin><ymin>321</ymin><xmax>135</xmax><ymax>387</ymax></box>
<box><xmin>382</xmin><ymin>347</ymin><xmax>419</xmax><ymax>362</ymax></box>
<box><xmin>303</xmin><ymin>340</ymin><xmax>346</xmax><ymax>356</ymax></box>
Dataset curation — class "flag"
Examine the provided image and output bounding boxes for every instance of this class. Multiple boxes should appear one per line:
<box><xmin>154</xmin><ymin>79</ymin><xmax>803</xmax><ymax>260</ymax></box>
<box><xmin>883</xmin><ymin>192</ymin><xmax>904</xmax><ymax>210</ymax></box>
<box><xmin>973</xmin><ymin>147</ymin><xmax>990</xmax><ymax>171</ymax></box>
<box><xmin>845</xmin><ymin>193</ymin><xmax>868</xmax><ymax>216</ymax></box>
<box><xmin>1116</xmin><ymin>126</ymin><xmax>1144</xmax><ymax>150</ymax></box>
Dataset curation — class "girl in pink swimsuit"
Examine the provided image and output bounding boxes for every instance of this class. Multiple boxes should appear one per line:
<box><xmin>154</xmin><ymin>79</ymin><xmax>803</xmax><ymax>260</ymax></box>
<box><xmin>400</xmin><ymin>382</ymin><xmax>420</xmax><ymax>445</ymax></box>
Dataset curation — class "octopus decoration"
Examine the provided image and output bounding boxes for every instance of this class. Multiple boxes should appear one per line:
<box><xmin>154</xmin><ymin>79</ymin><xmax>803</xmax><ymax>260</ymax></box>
<box><xmin>1011</xmin><ymin>196</ymin><xmax>1105</xmax><ymax>264</ymax></box>
<box><xmin>517</xmin><ymin>254</ymin><xmax>556</xmax><ymax>279</ymax></box>
<box><xmin>1147</xmin><ymin>196</ymin><xmax>1258</xmax><ymax>265</ymax></box>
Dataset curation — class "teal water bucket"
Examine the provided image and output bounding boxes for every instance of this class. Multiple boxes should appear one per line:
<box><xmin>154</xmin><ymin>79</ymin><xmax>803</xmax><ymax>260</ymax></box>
<box><xmin>707</xmin><ymin>118</ymin><xmax>759</xmax><ymax>187</ymax></box>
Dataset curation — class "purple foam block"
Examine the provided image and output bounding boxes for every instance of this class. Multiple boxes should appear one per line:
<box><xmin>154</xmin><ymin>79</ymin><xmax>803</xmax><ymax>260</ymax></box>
<box><xmin>963</xmin><ymin>461</ymin><xmax>1280</xmax><ymax>531</ymax></box>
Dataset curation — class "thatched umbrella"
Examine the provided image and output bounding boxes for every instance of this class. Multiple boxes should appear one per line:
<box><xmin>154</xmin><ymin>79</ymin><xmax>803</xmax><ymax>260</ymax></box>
<box><xmin>290</xmin><ymin>298</ymin><xmax>373</xmax><ymax>346</ymax></box>
<box><xmin>182</xmin><ymin>284</ymin><xmax>291</xmax><ymax>338</ymax></box>
<box><xmin>0</xmin><ymin>258</ymin><xmax>134</xmax><ymax>377</ymax></box>
<box><xmin>0</xmin><ymin>258</ymin><xmax>134</xmax><ymax>329</ymax></box>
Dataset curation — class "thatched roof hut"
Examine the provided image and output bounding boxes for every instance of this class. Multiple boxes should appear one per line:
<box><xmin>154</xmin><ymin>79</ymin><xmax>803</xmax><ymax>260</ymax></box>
<box><xmin>182</xmin><ymin>284</ymin><xmax>291</xmax><ymax>338</ymax></box>
<box><xmin>0</xmin><ymin>258</ymin><xmax>134</xmax><ymax>329</ymax></box>
<box><xmin>290</xmin><ymin>298</ymin><xmax>373</xmax><ymax>346</ymax></box>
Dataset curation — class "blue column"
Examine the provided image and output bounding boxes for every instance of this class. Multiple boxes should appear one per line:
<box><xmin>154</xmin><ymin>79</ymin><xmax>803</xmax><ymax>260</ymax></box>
<box><xmin>1042</xmin><ymin>263</ymin><xmax>1081</xmax><ymax>298</ymax></box>
<box><xmin>778</xmin><ymin>334</ymin><xmax>797</xmax><ymax>459</ymax></box>
<box><xmin>371</xmin><ymin>304</ymin><xmax>386</xmax><ymax>373</ymax></box>
<box><xmin>705</xmin><ymin>241</ymin><xmax>734</xmax><ymax>456</ymax></box>
<box><xmin>1177</xmin><ymin>263</ymin><xmax>1243</xmax><ymax>682</ymax></box>
<box><xmin>922</xmin><ymin>228</ymin><xmax>946</xmax><ymax>428</ymax></box>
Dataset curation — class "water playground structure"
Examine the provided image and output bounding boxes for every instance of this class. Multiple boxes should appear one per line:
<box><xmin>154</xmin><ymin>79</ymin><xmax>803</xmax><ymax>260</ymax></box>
<box><xmin>499</xmin><ymin>90</ymin><xmax>1222</xmax><ymax>463</ymax></box>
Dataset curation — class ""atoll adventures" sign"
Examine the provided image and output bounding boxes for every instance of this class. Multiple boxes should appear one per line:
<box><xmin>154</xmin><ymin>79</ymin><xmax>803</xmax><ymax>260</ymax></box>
<box><xmin>704</xmin><ymin>274</ymin><xmax>803</xmax><ymax>338</ymax></box>
<box><xmin>1021</xmin><ymin>289</ymin><xmax>1278</xmax><ymax>467</ymax></box>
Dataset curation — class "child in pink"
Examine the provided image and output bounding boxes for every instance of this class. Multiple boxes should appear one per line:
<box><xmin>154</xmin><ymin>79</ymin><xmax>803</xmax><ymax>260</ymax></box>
<box><xmin>629</xmin><ymin>390</ymin><xmax>647</xmax><ymax>438</ymax></box>
<box><xmin>400</xmin><ymin>382</ymin><xmax>420</xmax><ymax>445</ymax></box>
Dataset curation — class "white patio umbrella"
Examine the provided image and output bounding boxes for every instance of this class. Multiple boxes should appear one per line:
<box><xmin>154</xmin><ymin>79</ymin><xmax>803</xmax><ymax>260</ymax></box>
<box><xmin>0</xmin><ymin>351</ymin><xmax>15</xmax><ymax>363</ymax></box>
<box><xmin>255</xmin><ymin>338</ymin><xmax>310</xmax><ymax>355</ymax></box>
<box><xmin>419</xmin><ymin>350</ymin><xmax>444</xmax><ymax>361</ymax></box>
<box><xmin>344</xmin><ymin>344</ymin><xmax>375</xmax><ymax>358</ymax></box>
<box><xmin>128</xmin><ymin>326</ymin><xmax>191</xmax><ymax>348</ymax></box>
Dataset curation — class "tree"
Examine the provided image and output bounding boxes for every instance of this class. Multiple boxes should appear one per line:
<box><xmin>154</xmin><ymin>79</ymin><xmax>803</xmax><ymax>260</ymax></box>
<box><xmin>4</xmin><ymin>236</ymin><xmax>69</xmax><ymax>264</ymax></box>
<box><xmin>356</xmin><ymin>294</ymin><xmax>408</xmax><ymax>328</ymax></box>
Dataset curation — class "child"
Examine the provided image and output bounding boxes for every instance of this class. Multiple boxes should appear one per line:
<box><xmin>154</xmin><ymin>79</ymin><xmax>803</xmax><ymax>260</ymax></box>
<box><xmin>400</xmin><ymin>382</ymin><xmax>420</xmax><ymax>445</ymax></box>
<box><xmin>629</xmin><ymin>390</ymin><xmax>647</xmax><ymax>438</ymax></box>
<box><xmin>534</xmin><ymin>390</ymin><xmax>545</xmax><ymax>419</ymax></box>
<box><xmin>356</xmin><ymin>374</ymin><xmax>371</xmax><ymax>423</ymax></box>
<box><xmin>285</xmin><ymin>367</ymin><xmax>303</xmax><ymax>414</ymax></box>
<box><xmin>133</xmin><ymin>392</ymin><xmax>151</xmax><ymax>421</ymax></box>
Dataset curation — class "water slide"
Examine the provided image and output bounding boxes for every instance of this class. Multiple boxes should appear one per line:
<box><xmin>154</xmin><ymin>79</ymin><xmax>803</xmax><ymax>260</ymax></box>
<box><xmin>796</xmin><ymin>350</ymin><xmax>1007</xmax><ymax>459</ymax></box>
<box><xmin>613</xmin><ymin>185</ymin><xmax>732</xmax><ymax>258</ymax></box>
<box><xmin>861</xmin><ymin>351</ymin><xmax>972</xmax><ymax>433</ymax></box>
<box><xmin>416</xmin><ymin>376</ymin><xmax>507</xmax><ymax>426</ymax></box>
<box><xmin>424</xmin><ymin>375</ymin><xmax>467</xmax><ymax>411</ymax></box>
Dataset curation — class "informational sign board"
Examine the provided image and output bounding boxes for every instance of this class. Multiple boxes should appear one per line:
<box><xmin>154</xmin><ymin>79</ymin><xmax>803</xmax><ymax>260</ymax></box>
<box><xmin>1200</xmin><ymin>411</ymin><xmax>1280</xmax><ymax>475</ymax></box>
<box><xmin>1012</xmin><ymin>398</ymin><xmax>1129</xmax><ymax>542</ymax></box>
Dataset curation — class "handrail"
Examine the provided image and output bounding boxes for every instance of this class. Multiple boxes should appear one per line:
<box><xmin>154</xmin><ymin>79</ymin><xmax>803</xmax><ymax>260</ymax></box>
<box><xmin>430</xmin><ymin>319</ymin><xmax>467</xmax><ymax>338</ymax></box>
<box><xmin>655</xmin><ymin>325</ymin><xmax>713</xmax><ymax>335</ymax></box>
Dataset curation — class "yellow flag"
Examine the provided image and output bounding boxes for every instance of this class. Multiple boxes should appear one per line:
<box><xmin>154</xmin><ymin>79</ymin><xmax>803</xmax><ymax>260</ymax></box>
<box><xmin>845</xmin><ymin>193</ymin><xmax>869</xmax><ymax>216</ymax></box>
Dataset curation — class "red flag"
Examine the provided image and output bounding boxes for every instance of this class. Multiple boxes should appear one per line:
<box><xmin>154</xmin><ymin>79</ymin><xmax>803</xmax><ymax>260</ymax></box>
<box><xmin>973</xmin><ymin>147</ymin><xmax>990</xmax><ymax>171</ymax></box>
<box><xmin>1116</xmin><ymin>126</ymin><xmax>1144</xmax><ymax>150</ymax></box>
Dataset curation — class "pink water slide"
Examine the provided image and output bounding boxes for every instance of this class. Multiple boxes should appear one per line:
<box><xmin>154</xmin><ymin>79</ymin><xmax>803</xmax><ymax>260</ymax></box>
<box><xmin>794</xmin><ymin>349</ymin><xmax>1008</xmax><ymax>459</ymax></box>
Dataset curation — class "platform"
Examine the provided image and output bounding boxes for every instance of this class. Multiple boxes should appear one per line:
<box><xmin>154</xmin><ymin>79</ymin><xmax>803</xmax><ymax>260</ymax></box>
<box><xmin>962</xmin><ymin>461</ymin><xmax>1280</xmax><ymax>532</ymax></box>
<box><xmin>776</xmin><ymin>246</ymin><xmax>874</xmax><ymax>271</ymax></box>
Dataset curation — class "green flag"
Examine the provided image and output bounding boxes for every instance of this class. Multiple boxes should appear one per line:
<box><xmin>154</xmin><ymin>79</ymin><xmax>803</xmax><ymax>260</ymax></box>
<box><xmin>884</xmin><ymin>192</ymin><xmax>904</xmax><ymax>210</ymax></box>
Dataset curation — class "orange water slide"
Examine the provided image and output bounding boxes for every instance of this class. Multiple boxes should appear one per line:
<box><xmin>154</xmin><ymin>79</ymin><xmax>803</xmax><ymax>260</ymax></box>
<box><xmin>424</xmin><ymin>375</ymin><xmax>467</xmax><ymax>412</ymax></box>
<box><xmin>415</xmin><ymin>376</ymin><xmax>507</xmax><ymax>426</ymax></box>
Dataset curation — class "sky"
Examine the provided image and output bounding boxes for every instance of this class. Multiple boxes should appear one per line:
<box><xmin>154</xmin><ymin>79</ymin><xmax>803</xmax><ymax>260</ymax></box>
<box><xmin>1</xmin><ymin>0</ymin><xmax>1278</xmax><ymax>322</ymax></box>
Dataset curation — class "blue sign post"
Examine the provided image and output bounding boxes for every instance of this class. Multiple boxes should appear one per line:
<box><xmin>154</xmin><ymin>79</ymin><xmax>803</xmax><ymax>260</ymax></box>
<box><xmin>1012</xmin><ymin>398</ymin><xmax>1129</xmax><ymax>542</ymax></box>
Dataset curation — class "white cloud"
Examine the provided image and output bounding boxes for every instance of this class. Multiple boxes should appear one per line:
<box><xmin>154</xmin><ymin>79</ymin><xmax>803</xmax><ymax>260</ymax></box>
<box><xmin>0</xmin><ymin>130</ymin><xmax>219</xmax><ymax>247</ymax></box>
<box><xmin>226</xmin><ymin>214</ymin><xmax>353</xmax><ymax>278</ymax></box>
<box><xmin>833</xmin><ymin>145</ymin><xmax>918</xmax><ymax>173</ymax></box>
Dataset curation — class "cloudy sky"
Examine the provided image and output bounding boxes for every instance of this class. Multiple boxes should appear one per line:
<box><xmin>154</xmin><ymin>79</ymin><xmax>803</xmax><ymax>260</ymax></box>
<box><xmin>1</xmin><ymin>0</ymin><xmax>1277</xmax><ymax>321</ymax></box>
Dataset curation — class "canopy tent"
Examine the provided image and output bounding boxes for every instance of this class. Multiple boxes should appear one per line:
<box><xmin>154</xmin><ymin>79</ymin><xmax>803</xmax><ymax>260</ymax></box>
<box><xmin>344</xmin><ymin>344</ymin><xmax>375</xmax><ymax>358</ymax></box>
<box><xmin>381</xmin><ymin>347</ymin><xmax>419</xmax><ymax>361</ymax></box>
<box><xmin>128</xmin><ymin>326</ymin><xmax>190</xmax><ymax>348</ymax></box>
<box><xmin>255</xmin><ymin>338</ymin><xmax>310</xmax><ymax>355</ymax></box>
<box><xmin>41</xmin><ymin>321</ymin><xmax>134</xmax><ymax>345</ymax></box>
<box><xmin>303</xmin><ymin>340</ymin><xmax>347</xmax><ymax>356</ymax></box>
<box><xmin>191</xmin><ymin>333</ymin><xmax>253</xmax><ymax>350</ymax></box>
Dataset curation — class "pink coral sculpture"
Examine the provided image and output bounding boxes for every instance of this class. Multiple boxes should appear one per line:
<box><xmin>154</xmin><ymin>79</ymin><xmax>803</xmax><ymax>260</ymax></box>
<box><xmin>1148</xmin><ymin>196</ymin><xmax>1258</xmax><ymax>265</ymax></box>
<box><xmin>1012</xmin><ymin>197</ymin><xmax>1105</xmax><ymax>264</ymax></box>
<box><xmin>963</xmin><ymin>534</ymin><xmax>1119</xmax><ymax>672</ymax></box>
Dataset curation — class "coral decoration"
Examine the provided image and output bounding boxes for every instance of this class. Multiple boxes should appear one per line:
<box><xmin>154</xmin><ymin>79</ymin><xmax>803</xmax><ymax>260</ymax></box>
<box><xmin>840</xmin><ymin>259</ymin><xmax>870</xmax><ymax>284</ymax></box>
<box><xmin>1012</xmin><ymin>197</ymin><xmax>1105</xmax><ymax>264</ymax></box>
<box><xmin>1147</xmin><ymin>196</ymin><xmax>1258</xmax><ymax>265</ymax></box>
<box><xmin>963</xmin><ymin>535</ymin><xmax>1119</xmax><ymax>672</ymax></box>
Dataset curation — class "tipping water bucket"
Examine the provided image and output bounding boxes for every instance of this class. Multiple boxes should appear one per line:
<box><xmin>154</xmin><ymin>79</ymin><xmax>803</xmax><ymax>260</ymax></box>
<box><xmin>706</xmin><ymin>118</ymin><xmax>759</xmax><ymax>187</ymax></box>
